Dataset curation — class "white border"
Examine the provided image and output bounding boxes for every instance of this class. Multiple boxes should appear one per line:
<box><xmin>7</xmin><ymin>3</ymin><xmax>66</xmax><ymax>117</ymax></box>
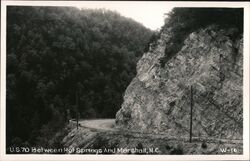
<box><xmin>1</xmin><ymin>1</ymin><xmax>250</xmax><ymax>161</ymax></box>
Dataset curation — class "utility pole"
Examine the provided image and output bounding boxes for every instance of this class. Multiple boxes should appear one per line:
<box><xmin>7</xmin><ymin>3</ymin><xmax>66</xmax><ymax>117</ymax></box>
<box><xmin>76</xmin><ymin>88</ymin><xmax>79</xmax><ymax>130</ymax></box>
<box><xmin>189</xmin><ymin>85</ymin><xmax>193</xmax><ymax>143</ymax></box>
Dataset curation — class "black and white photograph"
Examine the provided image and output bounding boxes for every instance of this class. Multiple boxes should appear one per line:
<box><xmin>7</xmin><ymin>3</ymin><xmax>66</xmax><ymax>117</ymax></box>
<box><xmin>0</xmin><ymin>1</ymin><xmax>249</xmax><ymax>161</ymax></box>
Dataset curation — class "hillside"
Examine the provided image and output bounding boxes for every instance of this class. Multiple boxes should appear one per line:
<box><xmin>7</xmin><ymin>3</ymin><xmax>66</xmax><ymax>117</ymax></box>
<box><xmin>116</xmin><ymin>8</ymin><xmax>243</xmax><ymax>140</ymax></box>
<box><xmin>116</xmin><ymin>25</ymin><xmax>243</xmax><ymax>139</ymax></box>
<box><xmin>6</xmin><ymin>6</ymin><xmax>153</xmax><ymax>149</ymax></box>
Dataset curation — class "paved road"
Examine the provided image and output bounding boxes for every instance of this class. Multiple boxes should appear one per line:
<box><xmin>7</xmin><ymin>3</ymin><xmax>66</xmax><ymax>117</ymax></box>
<box><xmin>79</xmin><ymin>119</ymin><xmax>116</xmax><ymax>131</ymax></box>
<box><xmin>76</xmin><ymin>119</ymin><xmax>242</xmax><ymax>144</ymax></box>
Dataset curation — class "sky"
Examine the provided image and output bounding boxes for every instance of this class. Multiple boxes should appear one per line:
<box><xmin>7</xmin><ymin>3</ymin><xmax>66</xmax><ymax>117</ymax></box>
<box><xmin>76</xmin><ymin>1</ymin><xmax>174</xmax><ymax>30</ymax></box>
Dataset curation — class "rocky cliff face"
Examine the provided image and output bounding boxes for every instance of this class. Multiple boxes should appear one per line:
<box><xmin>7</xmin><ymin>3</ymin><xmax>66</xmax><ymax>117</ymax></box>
<box><xmin>116</xmin><ymin>25</ymin><xmax>243</xmax><ymax>139</ymax></box>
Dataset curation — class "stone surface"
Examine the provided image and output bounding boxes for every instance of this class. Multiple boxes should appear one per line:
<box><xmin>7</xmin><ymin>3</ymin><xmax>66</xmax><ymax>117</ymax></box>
<box><xmin>115</xmin><ymin>26</ymin><xmax>243</xmax><ymax>139</ymax></box>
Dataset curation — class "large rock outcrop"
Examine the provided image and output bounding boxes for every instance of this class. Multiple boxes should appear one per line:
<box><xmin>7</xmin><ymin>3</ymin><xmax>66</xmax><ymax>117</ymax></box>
<box><xmin>116</xmin><ymin>25</ymin><xmax>243</xmax><ymax>140</ymax></box>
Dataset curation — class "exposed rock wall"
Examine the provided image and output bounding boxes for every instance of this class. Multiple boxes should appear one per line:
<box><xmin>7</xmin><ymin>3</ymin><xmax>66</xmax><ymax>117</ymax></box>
<box><xmin>116</xmin><ymin>26</ymin><xmax>243</xmax><ymax>139</ymax></box>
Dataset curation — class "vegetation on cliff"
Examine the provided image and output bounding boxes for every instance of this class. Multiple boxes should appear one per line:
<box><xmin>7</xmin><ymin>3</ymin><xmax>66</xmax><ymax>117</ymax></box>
<box><xmin>159</xmin><ymin>8</ymin><xmax>243</xmax><ymax>65</ymax></box>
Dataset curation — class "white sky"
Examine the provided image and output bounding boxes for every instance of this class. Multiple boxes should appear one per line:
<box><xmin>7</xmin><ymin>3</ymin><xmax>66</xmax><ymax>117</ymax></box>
<box><xmin>76</xmin><ymin>1</ymin><xmax>174</xmax><ymax>30</ymax></box>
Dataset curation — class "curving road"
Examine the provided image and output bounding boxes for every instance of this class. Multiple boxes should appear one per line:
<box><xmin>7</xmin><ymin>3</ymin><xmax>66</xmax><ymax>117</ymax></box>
<box><xmin>75</xmin><ymin>119</ymin><xmax>242</xmax><ymax>144</ymax></box>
